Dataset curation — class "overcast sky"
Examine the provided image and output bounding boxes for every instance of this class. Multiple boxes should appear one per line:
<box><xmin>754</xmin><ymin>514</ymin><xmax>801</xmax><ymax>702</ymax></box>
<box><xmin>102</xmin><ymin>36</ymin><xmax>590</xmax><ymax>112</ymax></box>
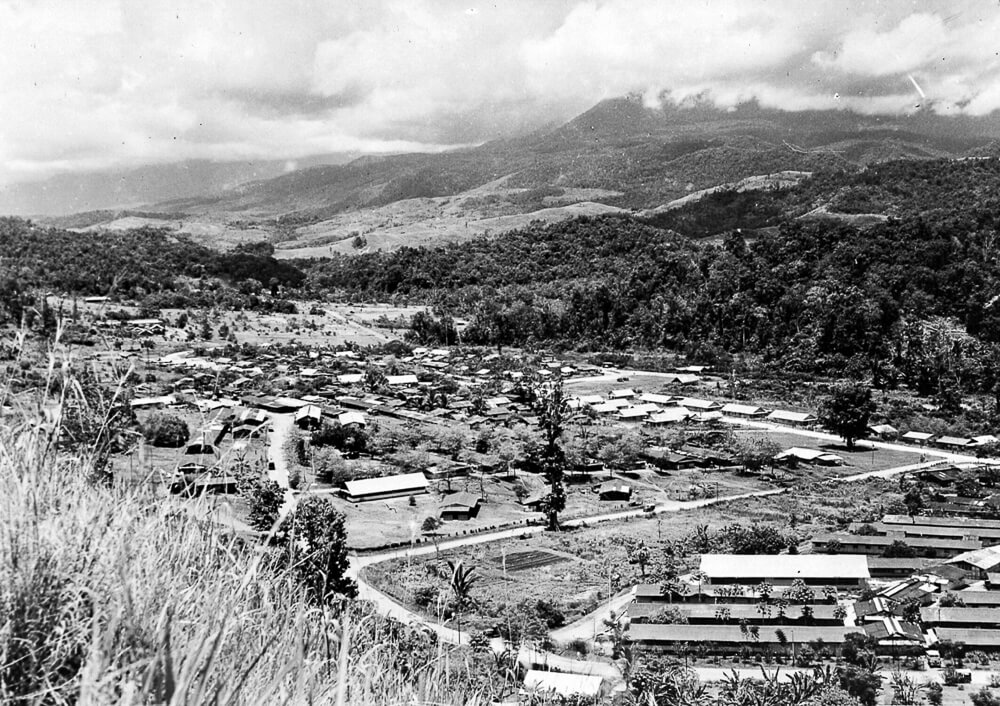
<box><xmin>1</xmin><ymin>0</ymin><xmax>998</xmax><ymax>184</ymax></box>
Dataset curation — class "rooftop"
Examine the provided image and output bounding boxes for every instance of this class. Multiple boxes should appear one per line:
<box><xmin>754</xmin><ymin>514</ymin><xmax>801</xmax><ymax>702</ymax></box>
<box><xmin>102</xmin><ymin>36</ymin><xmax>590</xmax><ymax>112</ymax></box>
<box><xmin>700</xmin><ymin>553</ymin><xmax>870</xmax><ymax>580</ymax></box>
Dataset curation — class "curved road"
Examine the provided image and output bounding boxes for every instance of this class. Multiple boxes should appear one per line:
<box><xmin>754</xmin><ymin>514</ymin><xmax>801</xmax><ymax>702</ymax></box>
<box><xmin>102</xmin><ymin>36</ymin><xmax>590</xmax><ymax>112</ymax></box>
<box><xmin>264</xmin><ymin>390</ymin><xmax>999</xmax><ymax>683</ymax></box>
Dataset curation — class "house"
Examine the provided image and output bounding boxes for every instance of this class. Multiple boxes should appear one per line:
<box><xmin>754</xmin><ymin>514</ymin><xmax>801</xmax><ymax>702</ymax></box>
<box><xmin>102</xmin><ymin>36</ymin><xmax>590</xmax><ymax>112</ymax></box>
<box><xmin>853</xmin><ymin>597</ymin><xmax>903</xmax><ymax>619</ymax></box>
<box><xmin>866</xmin><ymin>557</ymin><xmax>938</xmax><ymax>580</ymax></box>
<box><xmin>439</xmin><ymin>492</ymin><xmax>482</xmax><ymax>521</ymax></box>
<box><xmin>767</xmin><ymin>410</ymin><xmax>818</xmax><ymax>426</ymax></box>
<box><xmin>343</xmin><ymin>472</ymin><xmax>429</xmax><ymax>502</ymax></box>
<box><xmin>645</xmin><ymin>408</ymin><xmax>693</xmax><ymax>425</ymax></box>
<box><xmin>920</xmin><ymin>607</ymin><xmax>1000</xmax><ymax>629</ymax></box>
<box><xmin>863</xmin><ymin>618</ymin><xmax>925</xmax><ymax>651</ymax></box>
<box><xmin>609</xmin><ymin>389</ymin><xmax>636</xmax><ymax>400</ymax></box>
<box><xmin>636</xmin><ymin>583</ymin><xmax>823</xmax><ymax>605</ymax></box>
<box><xmin>681</xmin><ymin>446</ymin><xmax>737</xmax><ymax>467</ymax></box>
<box><xmin>131</xmin><ymin>394</ymin><xmax>177</xmax><ymax>409</ymax></box>
<box><xmin>698</xmin><ymin>553</ymin><xmax>870</xmax><ymax>587</ymax></box>
<box><xmin>338</xmin><ymin>411</ymin><xmax>367</xmax><ymax>428</ymax></box>
<box><xmin>901</xmin><ymin>431</ymin><xmax>936</xmax><ymax>445</ymax></box>
<box><xmin>877</xmin><ymin>578</ymin><xmax>939</xmax><ymax>606</ymax></box>
<box><xmin>628</xmin><ymin>624</ymin><xmax>863</xmax><ymax>655</ymax></box>
<box><xmin>521</xmin><ymin>671</ymin><xmax>608</xmax><ymax>701</ymax></box>
<box><xmin>853</xmin><ymin>520</ymin><xmax>1000</xmax><ymax>545</ymax></box>
<box><xmin>617</xmin><ymin>407</ymin><xmax>649</xmax><ymax>422</ymax></box>
<box><xmin>812</xmin><ymin>532</ymin><xmax>979</xmax><ymax>558</ymax></box>
<box><xmin>947</xmin><ymin>546</ymin><xmax>1000</xmax><ymax>578</ymax></box>
<box><xmin>294</xmin><ymin>404</ymin><xmax>323</xmax><ymax>430</ymax></box>
<box><xmin>639</xmin><ymin>393</ymin><xmax>674</xmax><ymax>406</ymax></box>
<box><xmin>628</xmin><ymin>602</ymin><xmax>843</xmax><ymax>626</ymax></box>
<box><xmin>937</xmin><ymin>436</ymin><xmax>975</xmax><ymax>450</ymax></box>
<box><xmin>641</xmin><ymin>447</ymin><xmax>704</xmax><ymax>471</ymax></box>
<box><xmin>597</xmin><ymin>481</ymin><xmax>632</xmax><ymax>502</ymax></box>
<box><xmin>386</xmin><ymin>374</ymin><xmax>419</xmax><ymax>386</ymax></box>
<box><xmin>774</xmin><ymin>447</ymin><xmax>843</xmax><ymax>465</ymax></box>
<box><xmin>868</xmin><ymin>424</ymin><xmax>899</xmax><ymax>440</ymax></box>
<box><xmin>721</xmin><ymin>403</ymin><xmax>768</xmax><ymax>418</ymax></box>
<box><xmin>933</xmin><ymin>628</ymin><xmax>1000</xmax><ymax>653</ymax></box>
<box><xmin>677</xmin><ymin>398</ymin><xmax>722</xmax><ymax>411</ymax></box>
<box><xmin>946</xmin><ymin>591</ymin><xmax>1000</xmax><ymax>607</ymax></box>
<box><xmin>882</xmin><ymin>514</ymin><xmax>1000</xmax><ymax>531</ymax></box>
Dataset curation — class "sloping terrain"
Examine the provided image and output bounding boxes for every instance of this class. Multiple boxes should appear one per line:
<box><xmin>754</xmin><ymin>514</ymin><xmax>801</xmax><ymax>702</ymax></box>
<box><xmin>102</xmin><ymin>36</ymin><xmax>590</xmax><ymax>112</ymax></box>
<box><xmin>23</xmin><ymin>96</ymin><xmax>1000</xmax><ymax>255</ymax></box>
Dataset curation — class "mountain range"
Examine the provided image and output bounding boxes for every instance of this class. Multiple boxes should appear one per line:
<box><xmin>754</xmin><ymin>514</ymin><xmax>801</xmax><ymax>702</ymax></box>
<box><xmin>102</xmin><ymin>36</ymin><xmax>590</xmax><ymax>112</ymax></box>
<box><xmin>10</xmin><ymin>96</ymin><xmax>1000</xmax><ymax>256</ymax></box>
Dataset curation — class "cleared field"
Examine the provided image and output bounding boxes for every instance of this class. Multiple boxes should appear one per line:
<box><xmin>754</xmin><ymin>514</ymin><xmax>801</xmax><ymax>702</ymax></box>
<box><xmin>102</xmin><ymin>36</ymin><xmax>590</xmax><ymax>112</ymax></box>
<box><xmin>363</xmin><ymin>477</ymin><xmax>903</xmax><ymax>634</ymax></box>
<box><xmin>733</xmin><ymin>429</ymin><xmax>924</xmax><ymax>479</ymax></box>
<box><xmin>496</xmin><ymin>549</ymin><xmax>570</xmax><ymax>572</ymax></box>
<box><xmin>325</xmin><ymin>471</ymin><xmax>651</xmax><ymax>550</ymax></box>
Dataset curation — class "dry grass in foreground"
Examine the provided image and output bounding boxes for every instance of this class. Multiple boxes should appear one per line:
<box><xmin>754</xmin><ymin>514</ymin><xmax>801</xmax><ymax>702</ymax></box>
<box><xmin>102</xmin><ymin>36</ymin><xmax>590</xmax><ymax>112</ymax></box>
<box><xmin>0</xmin><ymin>401</ymin><xmax>497</xmax><ymax>705</ymax></box>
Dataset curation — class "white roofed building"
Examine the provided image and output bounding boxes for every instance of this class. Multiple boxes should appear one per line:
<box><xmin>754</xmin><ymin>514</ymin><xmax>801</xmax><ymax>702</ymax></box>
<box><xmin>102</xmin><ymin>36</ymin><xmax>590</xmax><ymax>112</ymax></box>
<box><xmin>699</xmin><ymin>553</ymin><xmax>870</xmax><ymax>587</ymax></box>
<box><xmin>344</xmin><ymin>472</ymin><xmax>428</xmax><ymax>502</ymax></box>
<box><xmin>767</xmin><ymin>410</ymin><xmax>818</xmax><ymax>425</ymax></box>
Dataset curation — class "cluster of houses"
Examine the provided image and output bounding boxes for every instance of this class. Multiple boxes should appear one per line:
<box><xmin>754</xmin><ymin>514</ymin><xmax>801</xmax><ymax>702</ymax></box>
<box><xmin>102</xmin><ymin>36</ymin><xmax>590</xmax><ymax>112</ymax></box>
<box><xmin>568</xmin><ymin>389</ymin><xmax>820</xmax><ymax>428</ymax></box>
<box><xmin>628</xmin><ymin>519</ymin><xmax>1000</xmax><ymax>661</ymax></box>
<box><xmin>868</xmin><ymin>425</ymin><xmax>999</xmax><ymax>452</ymax></box>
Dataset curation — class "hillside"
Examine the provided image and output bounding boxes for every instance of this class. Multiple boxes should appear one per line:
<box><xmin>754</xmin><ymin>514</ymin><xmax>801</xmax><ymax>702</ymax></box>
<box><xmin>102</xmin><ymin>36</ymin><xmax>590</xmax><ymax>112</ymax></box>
<box><xmin>161</xmin><ymin>97</ymin><xmax>1000</xmax><ymax>222</ymax></box>
<box><xmin>12</xmin><ymin>97</ymin><xmax>996</xmax><ymax>256</ymax></box>
<box><xmin>0</xmin><ymin>154</ymin><xmax>361</xmax><ymax>217</ymax></box>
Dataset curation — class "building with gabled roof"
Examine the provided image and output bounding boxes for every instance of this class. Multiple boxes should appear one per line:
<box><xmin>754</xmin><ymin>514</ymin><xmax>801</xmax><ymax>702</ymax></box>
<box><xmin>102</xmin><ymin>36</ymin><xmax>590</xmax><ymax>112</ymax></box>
<box><xmin>721</xmin><ymin>403</ymin><xmax>768</xmax><ymax>418</ymax></box>
<box><xmin>628</xmin><ymin>623</ymin><xmax>862</xmax><ymax>654</ymax></box>
<box><xmin>439</xmin><ymin>492</ymin><xmax>482</xmax><ymax>521</ymax></box>
<box><xmin>699</xmin><ymin>553</ymin><xmax>870</xmax><ymax>587</ymax></box>
<box><xmin>767</xmin><ymin>410</ymin><xmax>818</xmax><ymax>425</ymax></box>
<box><xmin>343</xmin><ymin>472</ymin><xmax>428</xmax><ymax>502</ymax></box>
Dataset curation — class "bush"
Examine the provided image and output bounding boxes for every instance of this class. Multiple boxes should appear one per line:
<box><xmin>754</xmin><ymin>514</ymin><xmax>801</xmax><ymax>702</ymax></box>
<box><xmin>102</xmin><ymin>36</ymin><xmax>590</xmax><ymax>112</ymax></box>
<box><xmin>142</xmin><ymin>412</ymin><xmax>189</xmax><ymax>447</ymax></box>
<box><xmin>412</xmin><ymin>585</ymin><xmax>439</xmax><ymax>608</ymax></box>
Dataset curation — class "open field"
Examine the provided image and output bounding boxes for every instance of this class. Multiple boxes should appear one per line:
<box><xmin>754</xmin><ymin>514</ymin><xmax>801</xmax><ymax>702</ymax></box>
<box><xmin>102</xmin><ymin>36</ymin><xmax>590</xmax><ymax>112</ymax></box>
<box><xmin>733</xmin><ymin>429</ymin><xmax>925</xmax><ymax>479</ymax></box>
<box><xmin>362</xmin><ymin>477</ymin><xmax>902</xmax><ymax>633</ymax></box>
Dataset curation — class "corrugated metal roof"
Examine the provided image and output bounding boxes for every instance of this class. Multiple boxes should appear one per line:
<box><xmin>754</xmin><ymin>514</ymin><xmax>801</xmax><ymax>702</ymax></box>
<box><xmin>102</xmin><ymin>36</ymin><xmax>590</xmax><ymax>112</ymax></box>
<box><xmin>700</xmin><ymin>553</ymin><xmax>870</xmax><ymax>580</ymax></box>
<box><xmin>344</xmin><ymin>472</ymin><xmax>428</xmax><ymax>497</ymax></box>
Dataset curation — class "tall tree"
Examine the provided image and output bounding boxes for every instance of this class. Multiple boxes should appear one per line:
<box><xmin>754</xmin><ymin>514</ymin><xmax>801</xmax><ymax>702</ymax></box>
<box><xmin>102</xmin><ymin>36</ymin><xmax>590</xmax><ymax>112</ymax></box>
<box><xmin>536</xmin><ymin>378</ymin><xmax>567</xmax><ymax>531</ymax></box>
<box><xmin>282</xmin><ymin>496</ymin><xmax>356</xmax><ymax>602</ymax></box>
<box><xmin>818</xmin><ymin>383</ymin><xmax>876</xmax><ymax>450</ymax></box>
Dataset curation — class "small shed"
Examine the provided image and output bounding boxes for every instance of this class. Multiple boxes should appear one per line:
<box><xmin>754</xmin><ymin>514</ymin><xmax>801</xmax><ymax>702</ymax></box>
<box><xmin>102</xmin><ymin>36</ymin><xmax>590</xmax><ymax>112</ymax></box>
<box><xmin>901</xmin><ymin>431</ymin><xmax>935</xmax><ymax>445</ymax></box>
<box><xmin>294</xmin><ymin>404</ymin><xmax>323</xmax><ymax>430</ymax></box>
<box><xmin>767</xmin><ymin>410</ymin><xmax>818</xmax><ymax>426</ymax></box>
<box><xmin>439</xmin><ymin>492</ymin><xmax>482</xmax><ymax>521</ymax></box>
<box><xmin>596</xmin><ymin>481</ymin><xmax>632</xmax><ymax>501</ymax></box>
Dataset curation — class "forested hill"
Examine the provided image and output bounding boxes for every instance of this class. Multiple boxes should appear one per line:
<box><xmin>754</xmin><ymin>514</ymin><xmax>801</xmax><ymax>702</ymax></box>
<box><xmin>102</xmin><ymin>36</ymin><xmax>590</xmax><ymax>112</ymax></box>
<box><xmin>643</xmin><ymin>154</ymin><xmax>1000</xmax><ymax>237</ymax></box>
<box><xmin>305</xmin><ymin>156</ymin><xmax>1000</xmax><ymax>395</ymax></box>
<box><xmin>154</xmin><ymin>97</ymin><xmax>1000</xmax><ymax>220</ymax></box>
<box><xmin>0</xmin><ymin>218</ymin><xmax>304</xmax><ymax>307</ymax></box>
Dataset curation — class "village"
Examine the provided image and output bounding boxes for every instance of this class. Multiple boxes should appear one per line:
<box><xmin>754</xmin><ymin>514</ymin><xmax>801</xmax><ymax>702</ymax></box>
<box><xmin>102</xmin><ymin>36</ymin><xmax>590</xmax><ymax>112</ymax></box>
<box><xmin>28</xmin><ymin>300</ymin><xmax>1000</xmax><ymax>703</ymax></box>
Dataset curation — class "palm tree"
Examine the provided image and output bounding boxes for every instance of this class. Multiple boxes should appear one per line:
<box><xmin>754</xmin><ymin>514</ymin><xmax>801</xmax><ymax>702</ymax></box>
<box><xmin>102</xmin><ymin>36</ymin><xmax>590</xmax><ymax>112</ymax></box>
<box><xmin>448</xmin><ymin>560</ymin><xmax>477</xmax><ymax>643</ymax></box>
<box><xmin>775</xmin><ymin>629</ymin><xmax>789</xmax><ymax>660</ymax></box>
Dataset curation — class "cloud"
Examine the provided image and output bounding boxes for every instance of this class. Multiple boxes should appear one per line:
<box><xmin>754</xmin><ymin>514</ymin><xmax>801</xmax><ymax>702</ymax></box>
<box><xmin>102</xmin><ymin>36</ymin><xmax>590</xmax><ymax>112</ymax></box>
<box><xmin>1</xmin><ymin>0</ymin><xmax>999</xmax><ymax>184</ymax></box>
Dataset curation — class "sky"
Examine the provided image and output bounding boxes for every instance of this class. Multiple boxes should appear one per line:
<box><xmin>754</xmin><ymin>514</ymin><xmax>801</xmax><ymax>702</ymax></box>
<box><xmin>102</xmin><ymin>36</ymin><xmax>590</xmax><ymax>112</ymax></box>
<box><xmin>1</xmin><ymin>0</ymin><xmax>999</xmax><ymax>185</ymax></box>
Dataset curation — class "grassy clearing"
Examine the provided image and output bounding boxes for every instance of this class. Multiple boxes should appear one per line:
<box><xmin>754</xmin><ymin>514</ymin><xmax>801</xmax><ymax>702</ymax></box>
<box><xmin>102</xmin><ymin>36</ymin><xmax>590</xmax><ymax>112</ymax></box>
<box><xmin>365</xmin><ymin>477</ymin><xmax>903</xmax><ymax>633</ymax></box>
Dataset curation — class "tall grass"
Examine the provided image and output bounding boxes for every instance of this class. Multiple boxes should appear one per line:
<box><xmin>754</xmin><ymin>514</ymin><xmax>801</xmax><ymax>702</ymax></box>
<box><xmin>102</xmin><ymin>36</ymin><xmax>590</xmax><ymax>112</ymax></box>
<box><xmin>0</xmin><ymin>337</ymin><xmax>494</xmax><ymax>704</ymax></box>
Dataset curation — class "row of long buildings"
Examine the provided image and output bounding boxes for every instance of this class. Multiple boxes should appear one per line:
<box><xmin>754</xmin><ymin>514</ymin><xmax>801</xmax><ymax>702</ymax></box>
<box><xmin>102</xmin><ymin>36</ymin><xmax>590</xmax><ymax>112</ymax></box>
<box><xmin>627</xmin><ymin>513</ymin><xmax>1000</xmax><ymax>658</ymax></box>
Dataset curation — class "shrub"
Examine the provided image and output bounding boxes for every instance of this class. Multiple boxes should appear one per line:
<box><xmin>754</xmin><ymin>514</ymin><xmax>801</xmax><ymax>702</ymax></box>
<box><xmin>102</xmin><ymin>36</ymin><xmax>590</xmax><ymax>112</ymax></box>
<box><xmin>142</xmin><ymin>412</ymin><xmax>189</xmax><ymax>447</ymax></box>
